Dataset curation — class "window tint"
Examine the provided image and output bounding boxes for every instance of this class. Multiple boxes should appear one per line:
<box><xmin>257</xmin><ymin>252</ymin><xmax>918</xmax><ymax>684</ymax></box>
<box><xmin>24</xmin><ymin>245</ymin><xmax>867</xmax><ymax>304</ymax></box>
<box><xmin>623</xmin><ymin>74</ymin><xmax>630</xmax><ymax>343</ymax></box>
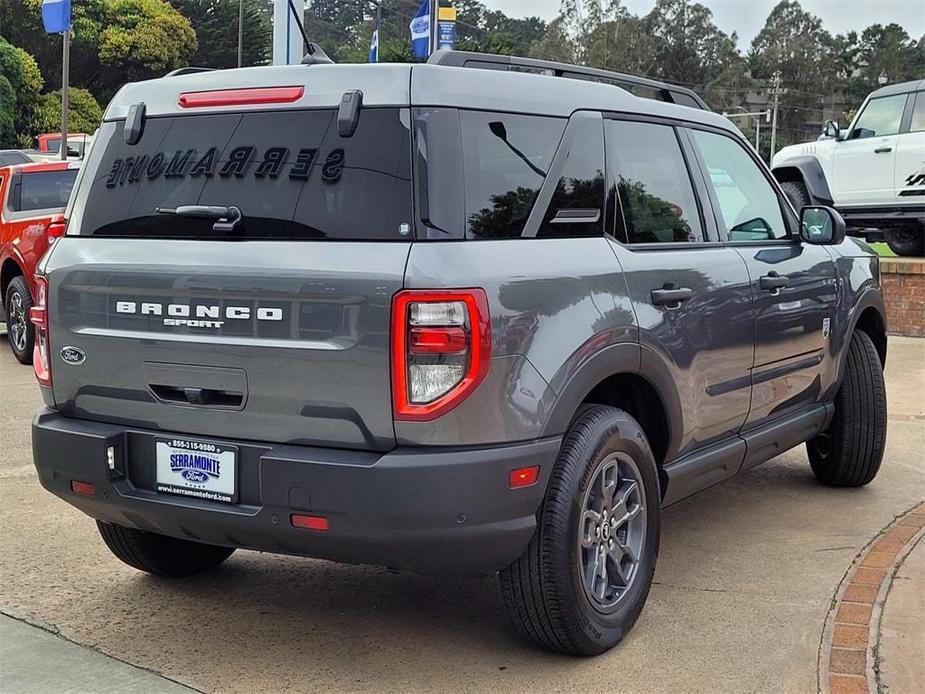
<box><xmin>605</xmin><ymin>120</ymin><xmax>702</xmax><ymax>243</ymax></box>
<box><xmin>910</xmin><ymin>92</ymin><xmax>925</xmax><ymax>133</ymax></box>
<box><xmin>537</xmin><ymin>114</ymin><xmax>605</xmax><ymax>238</ymax></box>
<box><xmin>690</xmin><ymin>129</ymin><xmax>787</xmax><ymax>242</ymax></box>
<box><xmin>10</xmin><ymin>170</ymin><xmax>78</xmax><ymax>211</ymax></box>
<box><xmin>68</xmin><ymin>109</ymin><xmax>413</xmax><ymax>240</ymax></box>
<box><xmin>461</xmin><ymin>111</ymin><xmax>564</xmax><ymax>239</ymax></box>
<box><xmin>849</xmin><ymin>94</ymin><xmax>907</xmax><ymax>139</ymax></box>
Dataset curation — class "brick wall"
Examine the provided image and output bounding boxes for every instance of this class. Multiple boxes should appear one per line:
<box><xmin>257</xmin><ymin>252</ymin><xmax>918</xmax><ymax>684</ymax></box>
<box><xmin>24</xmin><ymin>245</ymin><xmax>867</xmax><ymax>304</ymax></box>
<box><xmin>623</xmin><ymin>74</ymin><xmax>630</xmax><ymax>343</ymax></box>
<box><xmin>881</xmin><ymin>258</ymin><xmax>925</xmax><ymax>338</ymax></box>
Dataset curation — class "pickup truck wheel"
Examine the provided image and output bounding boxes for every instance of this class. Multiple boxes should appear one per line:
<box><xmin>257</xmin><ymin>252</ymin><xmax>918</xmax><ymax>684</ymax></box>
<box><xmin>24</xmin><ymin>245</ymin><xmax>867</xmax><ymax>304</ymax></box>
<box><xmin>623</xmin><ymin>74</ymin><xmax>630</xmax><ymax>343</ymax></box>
<box><xmin>499</xmin><ymin>405</ymin><xmax>661</xmax><ymax>656</ymax></box>
<box><xmin>96</xmin><ymin>521</ymin><xmax>235</xmax><ymax>578</ymax></box>
<box><xmin>807</xmin><ymin>330</ymin><xmax>886</xmax><ymax>487</ymax></box>
<box><xmin>885</xmin><ymin>226</ymin><xmax>924</xmax><ymax>257</ymax></box>
<box><xmin>780</xmin><ymin>180</ymin><xmax>811</xmax><ymax>211</ymax></box>
<box><xmin>4</xmin><ymin>276</ymin><xmax>34</xmax><ymax>365</ymax></box>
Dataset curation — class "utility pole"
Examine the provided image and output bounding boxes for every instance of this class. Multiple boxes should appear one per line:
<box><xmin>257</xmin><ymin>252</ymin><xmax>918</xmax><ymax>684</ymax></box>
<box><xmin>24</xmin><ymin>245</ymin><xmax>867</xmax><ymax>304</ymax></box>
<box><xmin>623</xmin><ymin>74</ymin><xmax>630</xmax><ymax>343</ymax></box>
<box><xmin>769</xmin><ymin>70</ymin><xmax>784</xmax><ymax>162</ymax></box>
<box><xmin>237</xmin><ymin>0</ymin><xmax>244</xmax><ymax>68</ymax></box>
<box><xmin>60</xmin><ymin>29</ymin><xmax>69</xmax><ymax>161</ymax></box>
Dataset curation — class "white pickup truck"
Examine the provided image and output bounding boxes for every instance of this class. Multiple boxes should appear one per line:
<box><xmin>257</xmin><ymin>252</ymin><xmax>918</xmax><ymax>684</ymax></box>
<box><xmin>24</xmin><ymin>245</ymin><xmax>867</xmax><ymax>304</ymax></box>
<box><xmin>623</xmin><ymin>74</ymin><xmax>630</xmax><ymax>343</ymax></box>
<box><xmin>772</xmin><ymin>79</ymin><xmax>925</xmax><ymax>256</ymax></box>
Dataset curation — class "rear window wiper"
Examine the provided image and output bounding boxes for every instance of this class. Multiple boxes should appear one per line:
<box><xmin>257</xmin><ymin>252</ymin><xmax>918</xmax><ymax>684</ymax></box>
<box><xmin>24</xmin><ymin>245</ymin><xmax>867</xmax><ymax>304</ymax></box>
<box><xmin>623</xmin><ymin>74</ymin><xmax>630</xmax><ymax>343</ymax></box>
<box><xmin>155</xmin><ymin>205</ymin><xmax>243</xmax><ymax>233</ymax></box>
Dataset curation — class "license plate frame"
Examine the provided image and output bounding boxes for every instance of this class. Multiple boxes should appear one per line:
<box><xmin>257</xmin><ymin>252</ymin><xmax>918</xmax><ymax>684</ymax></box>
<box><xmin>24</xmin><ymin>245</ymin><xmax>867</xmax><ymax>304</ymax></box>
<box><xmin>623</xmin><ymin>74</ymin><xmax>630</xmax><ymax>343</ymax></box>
<box><xmin>154</xmin><ymin>436</ymin><xmax>238</xmax><ymax>504</ymax></box>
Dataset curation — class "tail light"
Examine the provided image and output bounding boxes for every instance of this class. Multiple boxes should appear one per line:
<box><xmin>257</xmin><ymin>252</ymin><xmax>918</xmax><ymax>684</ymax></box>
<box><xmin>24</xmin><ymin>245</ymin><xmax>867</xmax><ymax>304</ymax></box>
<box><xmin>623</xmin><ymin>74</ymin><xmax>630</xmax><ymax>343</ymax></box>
<box><xmin>46</xmin><ymin>219</ymin><xmax>66</xmax><ymax>244</ymax></box>
<box><xmin>392</xmin><ymin>289</ymin><xmax>490</xmax><ymax>421</ymax></box>
<box><xmin>29</xmin><ymin>275</ymin><xmax>51</xmax><ymax>387</ymax></box>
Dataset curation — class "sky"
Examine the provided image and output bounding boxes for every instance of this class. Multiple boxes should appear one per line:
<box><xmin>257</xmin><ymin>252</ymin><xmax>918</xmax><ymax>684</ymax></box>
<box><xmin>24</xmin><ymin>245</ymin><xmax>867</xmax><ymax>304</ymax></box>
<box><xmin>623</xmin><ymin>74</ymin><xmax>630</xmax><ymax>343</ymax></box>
<box><xmin>481</xmin><ymin>0</ymin><xmax>925</xmax><ymax>48</ymax></box>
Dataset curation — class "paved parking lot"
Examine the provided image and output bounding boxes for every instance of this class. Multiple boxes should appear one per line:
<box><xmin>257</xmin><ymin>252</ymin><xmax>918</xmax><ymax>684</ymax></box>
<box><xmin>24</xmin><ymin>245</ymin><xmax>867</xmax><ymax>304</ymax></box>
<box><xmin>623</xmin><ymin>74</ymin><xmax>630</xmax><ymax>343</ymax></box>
<box><xmin>1</xmin><ymin>334</ymin><xmax>923</xmax><ymax>694</ymax></box>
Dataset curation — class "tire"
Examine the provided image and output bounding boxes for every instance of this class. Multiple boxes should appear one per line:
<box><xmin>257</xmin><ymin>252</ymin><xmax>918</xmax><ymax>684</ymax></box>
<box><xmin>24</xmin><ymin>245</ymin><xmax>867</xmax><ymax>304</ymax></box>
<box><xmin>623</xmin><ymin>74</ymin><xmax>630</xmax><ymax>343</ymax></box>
<box><xmin>4</xmin><ymin>276</ymin><xmax>34</xmax><ymax>365</ymax></box>
<box><xmin>780</xmin><ymin>180</ymin><xmax>811</xmax><ymax>211</ymax></box>
<box><xmin>499</xmin><ymin>405</ymin><xmax>661</xmax><ymax>656</ymax></box>
<box><xmin>807</xmin><ymin>330</ymin><xmax>886</xmax><ymax>487</ymax></box>
<box><xmin>885</xmin><ymin>226</ymin><xmax>924</xmax><ymax>257</ymax></box>
<box><xmin>96</xmin><ymin>521</ymin><xmax>235</xmax><ymax>578</ymax></box>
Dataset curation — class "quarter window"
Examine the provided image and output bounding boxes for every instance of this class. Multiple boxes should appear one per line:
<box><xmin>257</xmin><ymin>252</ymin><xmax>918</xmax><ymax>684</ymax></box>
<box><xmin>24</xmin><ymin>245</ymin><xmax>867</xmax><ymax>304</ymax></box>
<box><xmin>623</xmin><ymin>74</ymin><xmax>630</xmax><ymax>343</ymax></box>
<box><xmin>605</xmin><ymin>120</ymin><xmax>702</xmax><ymax>244</ymax></box>
<box><xmin>849</xmin><ymin>94</ymin><xmax>907</xmax><ymax>139</ymax></box>
<box><xmin>690</xmin><ymin>129</ymin><xmax>787</xmax><ymax>241</ymax></box>
<box><xmin>461</xmin><ymin>111</ymin><xmax>564</xmax><ymax>239</ymax></box>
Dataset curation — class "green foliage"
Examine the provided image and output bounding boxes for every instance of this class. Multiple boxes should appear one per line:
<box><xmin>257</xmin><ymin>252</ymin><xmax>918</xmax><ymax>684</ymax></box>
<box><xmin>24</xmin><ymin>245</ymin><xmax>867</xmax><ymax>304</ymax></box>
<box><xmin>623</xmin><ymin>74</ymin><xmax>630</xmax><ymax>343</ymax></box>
<box><xmin>32</xmin><ymin>87</ymin><xmax>103</xmax><ymax>134</ymax></box>
<box><xmin>168</xmin><ymin>0</ymin><xmax>271</xmax><ymax>68</ymax></box>
<box><xmin>0</xmin><ymin>38</ymin><xmax>44</xmax><ymax>146</ymax></box>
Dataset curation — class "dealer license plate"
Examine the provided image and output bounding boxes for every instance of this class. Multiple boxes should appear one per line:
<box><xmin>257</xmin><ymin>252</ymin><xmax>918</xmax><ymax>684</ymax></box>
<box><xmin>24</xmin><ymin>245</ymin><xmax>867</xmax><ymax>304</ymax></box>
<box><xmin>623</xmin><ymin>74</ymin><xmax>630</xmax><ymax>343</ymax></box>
<box><xmin>155</xmin><ymin>437</ymin><xmax>237</xmax><ymax>504</ymax></box>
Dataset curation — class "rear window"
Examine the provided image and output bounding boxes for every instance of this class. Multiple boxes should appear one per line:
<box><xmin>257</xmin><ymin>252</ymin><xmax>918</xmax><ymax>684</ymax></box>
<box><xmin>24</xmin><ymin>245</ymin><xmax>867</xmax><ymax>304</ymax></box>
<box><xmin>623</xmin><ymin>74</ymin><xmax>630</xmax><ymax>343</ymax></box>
<box><xmin>8</xmin><ymin>170</ymin><xmax>78</xmax><ymax>212</ymax></box>
<box><xmin>67</xmin><ymin>108</ymin><xmax>413</xmax><ymax>240</ymax></box>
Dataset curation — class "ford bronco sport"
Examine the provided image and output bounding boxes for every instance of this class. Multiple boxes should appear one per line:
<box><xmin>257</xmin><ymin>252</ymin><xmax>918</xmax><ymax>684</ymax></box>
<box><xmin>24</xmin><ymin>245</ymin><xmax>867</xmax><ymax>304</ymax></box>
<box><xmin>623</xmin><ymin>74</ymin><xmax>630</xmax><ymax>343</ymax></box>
<box><xmin>772</xmin><ymin>79</ymin><xmax>925</xmax><ymax>257</ymax></box>
<box><xmin>30</xmin><ymin>51</ymin><xmax>888</xmax><ymax>656</ymax></box>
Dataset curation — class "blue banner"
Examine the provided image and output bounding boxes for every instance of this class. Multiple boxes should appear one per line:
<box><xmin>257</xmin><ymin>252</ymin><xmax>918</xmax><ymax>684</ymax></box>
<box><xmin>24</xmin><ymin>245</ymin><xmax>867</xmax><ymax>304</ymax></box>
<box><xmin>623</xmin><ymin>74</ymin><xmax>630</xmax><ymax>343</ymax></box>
<box><xmin>410</xmin><ymin>0</ymin><xmax>430</xmax><ymax>59</ymax></box>
<box><xmin>438</xmin><ymin>20</ymin><xmax>456</xmax><ymax>50</ymax></box>
<box><xmin>41</xmin><ymin>0</ymin><xmax>71</xmax><ymax>33</ymax></box>
<box><xmin>369</xmin><ymin>22</ymin><xmax>379</xmax><ymax>63</ymax></box>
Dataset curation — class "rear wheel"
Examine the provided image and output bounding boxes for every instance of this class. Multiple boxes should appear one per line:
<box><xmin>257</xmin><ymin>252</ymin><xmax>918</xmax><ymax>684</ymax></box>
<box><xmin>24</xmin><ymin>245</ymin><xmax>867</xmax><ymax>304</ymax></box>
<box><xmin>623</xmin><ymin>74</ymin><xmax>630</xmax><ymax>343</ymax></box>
<box><xmin>499</xmin><ymin>405</ymin><xmax>661</xmax><ymax>656</ymax></box>
<box><xmin>4</xmin><ymin>276</ymin><xmax>34</xmax><ymax>365</ymax></box>
<box><xmin>885</xmin><ymin>225</ymin><xmax>924</xmax><ymax>257</ymax></box>
<box><xmin>780</xmin><ymin>180</ymin><xmax>811</xmax><ymax>211</ymax></box>
<box><xmin>807</xmin><ymin>330</ymin><xmax>886</xmax><ymax>486</ymax></box>
<box><xmin>97</xmin><ymin>521</ymin><xmax>235</xmax><ymax>578</ymax></box>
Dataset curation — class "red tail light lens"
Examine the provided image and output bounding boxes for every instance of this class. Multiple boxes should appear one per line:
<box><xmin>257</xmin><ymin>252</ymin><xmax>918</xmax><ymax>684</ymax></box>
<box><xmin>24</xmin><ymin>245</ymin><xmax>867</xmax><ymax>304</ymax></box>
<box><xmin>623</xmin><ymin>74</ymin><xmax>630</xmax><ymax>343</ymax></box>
<box><xmin>178</xmin><ymin>86</ymin><xmax>304</xmax><ymax>108</ymax></box>
<box><xmin>392</xmin><ymin>289</ymin><xmax>490</xmax><ymax>421</ymax></box>
<box><xmin>29</xmin><ymin>275</ymin><xmax>51</xmax><ymax>387</ymax></box>
<box><xmin>46</xmin><ymin>219</ymin><xmax>66</xmax><ymax>242</ymax></box>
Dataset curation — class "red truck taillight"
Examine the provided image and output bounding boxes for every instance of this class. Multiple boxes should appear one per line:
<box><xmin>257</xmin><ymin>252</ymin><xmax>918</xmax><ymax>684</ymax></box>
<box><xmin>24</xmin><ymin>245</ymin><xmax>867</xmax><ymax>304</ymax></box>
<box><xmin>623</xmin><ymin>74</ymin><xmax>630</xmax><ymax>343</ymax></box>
<box><xmin>391</xmin><ymin>289</ymin><xmax>490</xmax><ymax>421</ymax></box>
<box><xmin>29</xmin><ymin>276</ymin><xmax>51</xmax><ymax>386</ymax></box>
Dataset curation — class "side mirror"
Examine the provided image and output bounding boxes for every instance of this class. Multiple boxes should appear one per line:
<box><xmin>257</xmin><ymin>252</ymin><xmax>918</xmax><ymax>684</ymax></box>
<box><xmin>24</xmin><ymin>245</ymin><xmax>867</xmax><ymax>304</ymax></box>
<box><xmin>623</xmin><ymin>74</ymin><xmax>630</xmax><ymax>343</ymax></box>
<box><xmin>800</xmin><ymin>206</ymin><xmax>846</xmax><ymax>245</ymax></box>
<box><xmin>823</xmin><ymin>120</ymin><xmax>840</xmax><ymax>139</ymax></box>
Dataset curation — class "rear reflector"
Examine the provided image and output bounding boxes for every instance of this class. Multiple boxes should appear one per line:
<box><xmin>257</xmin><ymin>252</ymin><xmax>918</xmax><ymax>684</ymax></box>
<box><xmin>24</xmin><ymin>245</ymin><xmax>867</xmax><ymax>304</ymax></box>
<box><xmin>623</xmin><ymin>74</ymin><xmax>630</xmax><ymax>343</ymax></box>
<box><xmin>70</xmin><ymin>480</ymin><xmax>96</xmax><ymax>496</ymax></box>
<box><xmin>291</xmin><ymin>514</ymin><xmax>329</xmax><ymax>531</ymax></box>
<box><xmin>509</xmin><ymin>466</ymin><xmax>540</xmax><ymax>489</ymax></box>
<box><xmin>178</xmin><ymin>86</ymin><xmax>304</xmax><ymax>108</ymax></box>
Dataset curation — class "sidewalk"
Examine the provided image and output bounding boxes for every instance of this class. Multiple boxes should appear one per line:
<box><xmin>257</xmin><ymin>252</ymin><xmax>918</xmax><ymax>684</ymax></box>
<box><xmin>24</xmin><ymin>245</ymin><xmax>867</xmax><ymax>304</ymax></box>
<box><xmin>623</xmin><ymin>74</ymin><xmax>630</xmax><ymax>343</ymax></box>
<box><xmin>0</xmin><ymin>611</ymin><xmax>196</xmax><ymax>694</ymax></box>
<box><xmin>879</xmin><ymin>535</ymin><xmax>925</xmax><ymax>693</ymax></box>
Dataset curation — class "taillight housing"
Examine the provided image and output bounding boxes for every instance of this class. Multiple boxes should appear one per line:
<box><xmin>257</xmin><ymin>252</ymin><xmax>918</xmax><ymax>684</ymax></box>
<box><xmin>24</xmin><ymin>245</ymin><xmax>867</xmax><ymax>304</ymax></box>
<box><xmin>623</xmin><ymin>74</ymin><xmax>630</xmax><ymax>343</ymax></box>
<box><xmin>46</xmin><ymin>219</ymin><xmax>66</xmax><ymax>243</ymax></box>
<box><xmin>392</xmin><ymin>289</ymin><xmax>490</xmax><ymax>421</ymax></box>
<box><xmin>29</xmin><ymin>275</ymin><xmax>51</xmax><ymax>387</ymax></box>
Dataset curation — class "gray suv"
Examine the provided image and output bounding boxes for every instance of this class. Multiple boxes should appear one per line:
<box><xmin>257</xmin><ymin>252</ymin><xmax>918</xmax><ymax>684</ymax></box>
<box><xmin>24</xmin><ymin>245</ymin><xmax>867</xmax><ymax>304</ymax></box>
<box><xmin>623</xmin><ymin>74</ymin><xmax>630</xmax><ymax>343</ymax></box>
<box><xmin>30</xmin><ymin>51</ymin><xmax>888</xmax><ymax>656</ymax></box>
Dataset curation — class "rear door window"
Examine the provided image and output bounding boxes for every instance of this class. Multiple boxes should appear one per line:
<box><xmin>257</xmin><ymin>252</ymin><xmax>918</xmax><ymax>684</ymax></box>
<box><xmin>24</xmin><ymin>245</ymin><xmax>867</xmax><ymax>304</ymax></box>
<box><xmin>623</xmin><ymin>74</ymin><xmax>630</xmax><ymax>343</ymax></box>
<box><xmin>67</xmin><ymin>108</ymin><xmax>413</xmax><ymax>240</ymax></box>
<box><xmin>460</xmin><ymin>111</ymin><xmax>565</xmax><ymax>239</ymax></box>
<box><xmin>9</xmin><ymin>169</ymin><xmax>78</xmax><ymax>212</ymax></box>
<box><xmin>605</xmin><ymin>119</ymin><xmax>703</xmax><ymax>243</ymax></box>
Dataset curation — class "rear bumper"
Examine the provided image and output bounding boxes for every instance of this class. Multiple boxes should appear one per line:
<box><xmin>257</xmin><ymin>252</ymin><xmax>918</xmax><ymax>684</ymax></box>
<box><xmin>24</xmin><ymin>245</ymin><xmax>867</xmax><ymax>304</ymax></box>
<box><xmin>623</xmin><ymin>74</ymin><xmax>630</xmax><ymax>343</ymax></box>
<box><xmin>32</xmin><ymin>409</ymin><xmax>560</xmax><ymax>575</ymax></box>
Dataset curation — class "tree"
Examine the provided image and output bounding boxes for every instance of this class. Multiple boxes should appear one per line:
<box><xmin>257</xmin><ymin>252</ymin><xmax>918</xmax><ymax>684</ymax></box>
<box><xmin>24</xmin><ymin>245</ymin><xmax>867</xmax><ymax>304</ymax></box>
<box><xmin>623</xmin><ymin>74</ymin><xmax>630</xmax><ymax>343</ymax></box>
<box><xmin>748</xmin><ymin>0</ymin><xmax>837</xmax><ymax>148</ymax></box>
<box><xmin>0</xmin><ymin>0</ymin><xmax>197</xmax><ymax>103</ymax></box>
<box><xmin>0</xmin><ymin>38</ymin><xmax>43</xmax><ymax>147</ymax></box>
<box><xmin>169</xmin><ymin>0</ymin><xmax>271</xmax><ymax>68</ymax></box>
<box><xmin>851</xmin><ymin>24</ymin><xmax>924</xmax><ymax>102</ymax></box>
<box><xmin>32</xmin><ymin>87</ymin><xmax>103</xmax><ymax>134</ymax></box>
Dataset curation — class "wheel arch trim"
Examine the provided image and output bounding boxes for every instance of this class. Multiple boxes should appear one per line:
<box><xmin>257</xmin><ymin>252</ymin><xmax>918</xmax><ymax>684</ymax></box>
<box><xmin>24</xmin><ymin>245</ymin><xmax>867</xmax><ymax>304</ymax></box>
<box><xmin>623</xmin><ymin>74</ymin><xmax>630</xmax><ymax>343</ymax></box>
<box><xmin>772</xmin><ymin>156</ymin><xmax>834</xmax><ymax>207</ymax></box>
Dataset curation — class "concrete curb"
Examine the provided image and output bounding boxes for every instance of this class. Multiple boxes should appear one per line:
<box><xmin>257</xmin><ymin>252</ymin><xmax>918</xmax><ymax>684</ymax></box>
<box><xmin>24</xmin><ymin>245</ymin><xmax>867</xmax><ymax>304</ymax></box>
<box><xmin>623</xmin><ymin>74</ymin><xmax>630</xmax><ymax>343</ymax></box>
<box><xmin>817</xmin><ymin>502</ymin><xmax>925</xmax><ymax>694</ymax></box>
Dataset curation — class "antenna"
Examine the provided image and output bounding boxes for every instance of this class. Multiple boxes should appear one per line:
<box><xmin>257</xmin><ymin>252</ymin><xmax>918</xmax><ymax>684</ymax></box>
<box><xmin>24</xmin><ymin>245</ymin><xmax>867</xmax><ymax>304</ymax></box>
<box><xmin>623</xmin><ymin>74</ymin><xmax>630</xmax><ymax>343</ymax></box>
<box><xmin>282</xmin><ymin>0</ymin><xmax>334</xmax><ymax>65</ymax></box>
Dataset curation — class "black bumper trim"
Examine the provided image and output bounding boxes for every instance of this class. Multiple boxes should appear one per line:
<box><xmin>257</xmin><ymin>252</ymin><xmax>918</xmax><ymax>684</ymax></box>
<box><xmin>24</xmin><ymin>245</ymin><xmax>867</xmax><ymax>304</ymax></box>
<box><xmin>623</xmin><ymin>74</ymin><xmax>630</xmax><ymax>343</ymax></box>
<box><xmin>32</xmin><ymin>409</ymin><xmax>561</xmax><ymax>576</ymax></box>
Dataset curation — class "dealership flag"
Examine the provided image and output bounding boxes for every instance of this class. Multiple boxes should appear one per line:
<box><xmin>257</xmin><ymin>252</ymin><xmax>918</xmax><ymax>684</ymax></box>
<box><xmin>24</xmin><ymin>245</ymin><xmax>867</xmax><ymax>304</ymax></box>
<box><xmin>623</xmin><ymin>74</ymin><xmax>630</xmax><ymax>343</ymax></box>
<box><xmin>41</xmin><ymin>0</ymin><xmax>71</xmax><ymax>33</ymax></box>
<box><xmin>369</xmin><ymin>21</ymin><xmax>379</xmax><ymax>62</ymax></box>
<box><xmin>410</xmin><ymin>0</ymin><xmax>431</xmax><ymax>59</ymax></box>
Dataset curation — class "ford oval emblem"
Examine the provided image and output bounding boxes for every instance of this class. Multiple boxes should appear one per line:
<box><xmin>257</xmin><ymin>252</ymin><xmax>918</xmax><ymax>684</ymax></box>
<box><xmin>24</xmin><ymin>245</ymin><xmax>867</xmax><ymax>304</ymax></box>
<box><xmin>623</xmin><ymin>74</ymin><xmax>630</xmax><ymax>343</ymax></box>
<box><xmin>181</xmin><ymin>470</ymin><xmax>210</xmax><ymax>483</ymax></box>
<box><xmin>60</xmin><ymin>346</ymin><xmax>86</xmax><ymax>365</ymax></box>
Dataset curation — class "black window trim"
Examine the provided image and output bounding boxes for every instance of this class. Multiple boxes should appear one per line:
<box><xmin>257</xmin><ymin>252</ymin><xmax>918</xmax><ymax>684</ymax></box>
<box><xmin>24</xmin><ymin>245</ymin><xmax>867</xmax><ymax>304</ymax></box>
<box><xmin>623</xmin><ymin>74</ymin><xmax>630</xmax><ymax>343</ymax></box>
<box><xmin>899</xmin><ymin>91</ymin><xmax>921</xmax><ymax>134</ymax></box>
<box><xmin>602</xmin><ymin>111</ymin><xmax>721</xmax><ymax>251</ymax></box>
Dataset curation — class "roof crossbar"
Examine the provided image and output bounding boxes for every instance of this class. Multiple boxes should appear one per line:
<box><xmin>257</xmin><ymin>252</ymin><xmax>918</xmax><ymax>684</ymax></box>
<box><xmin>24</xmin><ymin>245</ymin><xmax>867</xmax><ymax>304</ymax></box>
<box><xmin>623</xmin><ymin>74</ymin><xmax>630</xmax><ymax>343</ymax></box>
<box><xmin>427</xmin><ymin>51</ymin><xmax>710</xmax><ymax>111</ymax></box>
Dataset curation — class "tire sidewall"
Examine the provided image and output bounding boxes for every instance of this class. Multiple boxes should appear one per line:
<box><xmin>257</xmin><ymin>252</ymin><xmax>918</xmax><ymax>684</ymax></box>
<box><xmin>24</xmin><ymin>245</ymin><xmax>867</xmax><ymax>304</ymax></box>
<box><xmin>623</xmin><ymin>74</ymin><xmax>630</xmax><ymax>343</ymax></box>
<box><xmin>4</xmin><ymin>277</ymin><xmax>34</xmax><ymax>364</ymax></box>
<box><xmin>550</xmin><ymin>410</ymin><xmax>662</xmax><ymax>653</ymax></box>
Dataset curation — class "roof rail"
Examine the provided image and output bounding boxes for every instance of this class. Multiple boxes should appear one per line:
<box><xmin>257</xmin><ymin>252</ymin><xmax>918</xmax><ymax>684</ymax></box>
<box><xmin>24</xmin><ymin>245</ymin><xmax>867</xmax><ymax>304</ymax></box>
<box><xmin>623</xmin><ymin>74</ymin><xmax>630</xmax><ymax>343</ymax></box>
<box><xmin>164</xmin><ymin>67</ymin><xmax>218</xmax><ymax>77</ymax></box>
<box><xmin>427</xmin><ymin>51</ymin><xmax>710</xmax><ymax>111</ymax></box>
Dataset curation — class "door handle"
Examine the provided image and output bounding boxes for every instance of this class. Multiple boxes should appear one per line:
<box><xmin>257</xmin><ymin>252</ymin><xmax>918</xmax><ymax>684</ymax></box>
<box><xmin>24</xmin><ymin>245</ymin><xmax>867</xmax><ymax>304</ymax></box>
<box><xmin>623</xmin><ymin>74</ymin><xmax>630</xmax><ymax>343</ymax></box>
<box><xmin>760</xmin><ymin>272</ymin><xmax>790</xmax><ymax>291</ymax></box>
<box><xmin>651</xmin><ymin>285</ymin><xmax>694</xmax><ymax>306</ymax></box>
<box><xmin>874</xmin><ymin>146</ymin><xmax>892</xmax><ymax>154</ymax></box>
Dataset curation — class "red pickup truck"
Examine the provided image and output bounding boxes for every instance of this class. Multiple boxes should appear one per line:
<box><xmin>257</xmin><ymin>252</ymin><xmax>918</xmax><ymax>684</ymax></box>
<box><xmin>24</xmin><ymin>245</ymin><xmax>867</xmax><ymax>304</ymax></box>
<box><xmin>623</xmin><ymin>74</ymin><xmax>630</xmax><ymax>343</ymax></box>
<box><xmin>1</xmin><ymin>161</ymin><xmax>79</xmax><ymax>363</ymax></box>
